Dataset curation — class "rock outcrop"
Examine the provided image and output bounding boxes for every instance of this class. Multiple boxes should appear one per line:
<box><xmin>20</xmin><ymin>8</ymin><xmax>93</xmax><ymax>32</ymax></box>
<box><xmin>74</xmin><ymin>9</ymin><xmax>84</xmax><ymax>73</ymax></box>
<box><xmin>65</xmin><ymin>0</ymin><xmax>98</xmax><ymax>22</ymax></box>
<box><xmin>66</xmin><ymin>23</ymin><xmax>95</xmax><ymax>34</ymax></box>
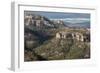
<box><xmin>56</xmin><ymin>31</ymin><xmax>90</xmax><ymax>42</ymax></box>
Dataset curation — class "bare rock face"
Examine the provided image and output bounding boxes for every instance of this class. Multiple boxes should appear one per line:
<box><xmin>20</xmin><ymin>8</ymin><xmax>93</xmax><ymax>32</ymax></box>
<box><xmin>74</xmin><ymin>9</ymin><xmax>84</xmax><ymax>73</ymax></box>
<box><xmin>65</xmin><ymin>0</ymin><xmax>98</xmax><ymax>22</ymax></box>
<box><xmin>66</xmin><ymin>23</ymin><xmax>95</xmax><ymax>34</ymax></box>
<box><xmin>24</xmin><ymin>14</ymin><xmax>55</xmax><ymax>29</ymax></box>
<box><xmin>56</xmin><ymin>31</ymin><xmax>90</xmax><ymax>42</ymax></box>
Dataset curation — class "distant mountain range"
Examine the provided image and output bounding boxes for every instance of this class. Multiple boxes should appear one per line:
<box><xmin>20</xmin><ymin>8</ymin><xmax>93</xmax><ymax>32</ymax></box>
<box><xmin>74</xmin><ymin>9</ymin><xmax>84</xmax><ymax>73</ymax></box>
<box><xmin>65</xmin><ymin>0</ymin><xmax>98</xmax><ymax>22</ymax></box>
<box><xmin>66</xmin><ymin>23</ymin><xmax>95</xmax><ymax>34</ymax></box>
<box><xmin>64</xmin><ymin>21</ymin><xmax>90</xmax><ymax>28</ymax></box>
<box><xmin>50</xmin><ymin>18</ymin><xmax>90</xmax><ymax>28</ymax></box>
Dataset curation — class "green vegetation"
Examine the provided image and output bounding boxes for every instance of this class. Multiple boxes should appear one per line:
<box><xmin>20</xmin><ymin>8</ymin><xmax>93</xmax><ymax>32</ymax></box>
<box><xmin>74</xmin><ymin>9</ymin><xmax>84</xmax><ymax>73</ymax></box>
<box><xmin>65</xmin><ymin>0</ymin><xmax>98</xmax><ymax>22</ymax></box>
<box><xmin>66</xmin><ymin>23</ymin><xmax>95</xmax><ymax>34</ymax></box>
<box><xmin>32</xmin><ymin>37</ymin><xmax>90</xmax><ymax>60</ymax></box>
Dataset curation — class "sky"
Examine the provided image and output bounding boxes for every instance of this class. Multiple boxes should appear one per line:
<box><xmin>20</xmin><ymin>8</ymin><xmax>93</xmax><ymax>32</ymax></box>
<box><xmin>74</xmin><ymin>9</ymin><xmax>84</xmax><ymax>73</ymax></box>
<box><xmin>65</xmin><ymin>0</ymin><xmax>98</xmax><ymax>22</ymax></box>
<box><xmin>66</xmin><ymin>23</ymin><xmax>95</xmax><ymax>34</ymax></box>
<box><xmin>24</xmin><ymin>11</ymin><xmax>90</xmax><ymax>19</ymax></box>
